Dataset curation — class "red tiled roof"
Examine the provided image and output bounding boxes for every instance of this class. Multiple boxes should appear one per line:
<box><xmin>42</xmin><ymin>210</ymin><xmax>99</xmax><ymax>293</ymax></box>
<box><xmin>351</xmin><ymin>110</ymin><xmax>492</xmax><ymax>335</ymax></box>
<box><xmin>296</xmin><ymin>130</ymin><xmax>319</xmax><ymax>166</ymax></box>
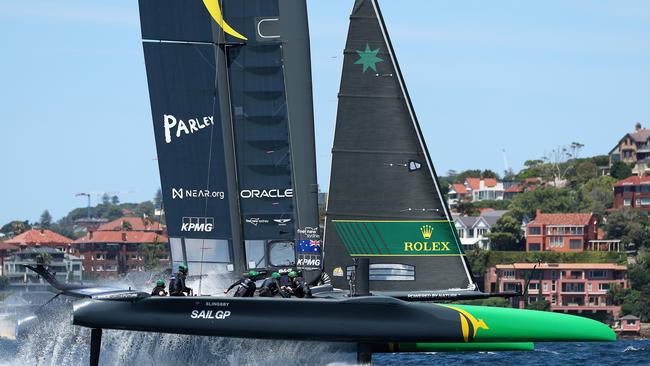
<box><xmin>496</xmin><ymin>263</ymin><xmax>627</xmax><ymax>270</ymax></box>
<box><xmin>97</xmin><ymin>217</ymin><xmax>163</xmax><ymax>231</ymax></box>
<box><xmin>465</xmin><ymin>178</ymin><xmax>481</xmax><ymax>190</ymax></box>
<box><xmin>530</xmin><ymin>211</ymin><xmax>594</xmax><ymax>226</ymax></box>
<box><xmin>614</xmin><ymin>176</ymin><xmax>650</xmax><ymax>187</ymax></box>
<box><xmin>504</xmin><ymin>184</ymin><xmax>522</xmax><ymax>193</ymax></box>
<box><xmin>4</xmin><ymin>229</ymin><xmax>72</xmax><ymax>245</ymax></box>
<box><xmin>450</xmin><ymin>183</ymin><xmax>468</xmax><ymax>194</ymax></box>
<box><xmin>630</xmin><ymin>128</ymin><xmax>650</xmax><ymax>143</ymax></box>
<box><xmin>483</xmin><ymin>178</ymin><xmax>497</xmax><ymax>187</ymax></box>
<box><xmin>73</xmin><ymin>231</ymin><xmax>168</xmax><ymax>244</ymax></box>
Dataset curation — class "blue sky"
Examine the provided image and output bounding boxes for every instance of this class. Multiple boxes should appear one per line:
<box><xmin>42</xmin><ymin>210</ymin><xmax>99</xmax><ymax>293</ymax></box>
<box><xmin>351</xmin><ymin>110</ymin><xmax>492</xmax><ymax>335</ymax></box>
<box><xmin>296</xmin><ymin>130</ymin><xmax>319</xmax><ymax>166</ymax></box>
<box><xmin>1</xmin><ymin>0</ymin><xmax>649</xmax><ymax>224</ymax></box>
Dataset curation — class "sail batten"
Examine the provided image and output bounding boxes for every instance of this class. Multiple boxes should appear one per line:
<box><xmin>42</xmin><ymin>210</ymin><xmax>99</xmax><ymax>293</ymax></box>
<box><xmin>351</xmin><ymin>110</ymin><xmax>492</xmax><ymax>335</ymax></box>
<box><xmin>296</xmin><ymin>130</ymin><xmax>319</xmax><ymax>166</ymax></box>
<box><xmin>323</xmin><ymin>0</ymin><xmax>476</xmax><ymax>293</ymax></box>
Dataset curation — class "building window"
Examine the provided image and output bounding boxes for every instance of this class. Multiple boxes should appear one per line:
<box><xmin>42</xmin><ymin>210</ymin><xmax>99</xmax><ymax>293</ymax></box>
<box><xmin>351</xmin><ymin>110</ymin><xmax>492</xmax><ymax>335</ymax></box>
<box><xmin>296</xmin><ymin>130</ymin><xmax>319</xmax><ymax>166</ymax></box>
<box><xmin>457</xmin><ymin>229</ymin><xmax>465</xmax><ymax>238</ymax></box>
<box><xmin>623</xmin><ymin>198</ymin><xmax>632</xmax><ymax>206</ymax></box>
<box><xmin>476</xmin><ymin>229</ymin><xmax>487</xmax><ymax>237</ymax></box>
<box><xmin>551</xmin><ymin>295</ymin><xmax>557</xmax><ymax>304</ymax></box>
<box><xmin>588</xmin><ymin>283</ymin><xmax>592</xmax><ymax>292</ymax></box>
<box><xmin>502</xmin><ymin>270</ymin><xmax>515</xmax><ymax>278</ymax></box>
<box><xmin>636</xmin><ymin>199</ymin><xmax>641</xmax><ymax>206</ymax></box>
<box><xmin>528</xmin><ymin>227</ymin><xmax>541</xmax><ymax>235</ymax></box>
<box><xmin>529</xmin><ymin>243</ymin><xmax>541</xmax><ymax>251</ymax></box>
<box><xmin>598</xmin><ymin>283</ymin><xmax>611</xmax><ymax>291</ymax></box>
<box><xmin>528</xmin><ymin>296</ymin><xmax>538</xmax><ymax>303</ymax></box>
<box><xmin>543</xmin><ymin>283</ymin><xmax>548</xmax><ymax>292</ymax></box>
<box><xmin>504</xmin><ymin>282</ymin><xmax>519</xmax><ymax>291</ymax></box>
<box><xmin>548</xmin><ymin>237</ymin><xmax>563</xmax><ymax>248</ymax></box>
<box><xmin>641</xmin><ymin>185</ymin><xmax>650</xmax><ymax>193</ymax></box>
<box><xmin>642</xmin><ymin>198</ymin><xmax>650</xmax><ymax>205</ymax></box>
<box><xmin>591</xmin><ymin>270</ymin><xmax>607</xmax><ymax>278</ymax></box>
<box><xmin>528</xmin><ymin>283</ymin><xmax>539</xmax><ymax>290</ymax></box>
<box><xmin>611</xmin><ymin>154</ymin><xmax>620</xmax><ymax>162</ymax></box>
<box><xmin>562</xmin><ymin>283</ymin><xmax>585</xmax><ymax>292</ymax></box>
<box><xmin>569</xmin><ymin>239</ymin><xmax>582</xmax><ymax>250</ymax></box>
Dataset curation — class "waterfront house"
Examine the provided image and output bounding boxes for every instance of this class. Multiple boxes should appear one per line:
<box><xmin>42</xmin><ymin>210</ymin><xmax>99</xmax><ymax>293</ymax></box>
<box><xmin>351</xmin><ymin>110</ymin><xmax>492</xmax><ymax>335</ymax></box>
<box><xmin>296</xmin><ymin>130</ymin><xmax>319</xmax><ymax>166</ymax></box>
<box><xmin>609</xmin><ymin>122</ymin><xmax>650</xmax><ymax>175</ymax></box>
<box><xmin>485</xmin><ymin>262</ymin><xmax>628</xmax><ymax>318</ymax></box>
<box><xmin>72</xmin><ymin>217</ymin><xmax>169</xmax><ymax>277</ymax></box>
<box><xmin>2</xmin><ymin>246</ymin><xmax>83</xmax><ymax>284</ymax></box>
<box><xmin>453</xmin><ymin>210</ymin><xmax>509</xmax><ymax>251</ymax></box>
<box><xmin>447</xmin><ymin>178</ymin><xmax>504</xmax><ymax>207</ymax></box>
<box><xmin>4</xmin><ymin>229</ymin><xmax>73</xmax><ymax>253</ymax></box>
<box><xmin>524</xmin><ymin>210</ymin><xmax>616</xmax><ymax>252</ymax></box>
<box><xmin>612</xmin><ymin>175</ymin><xmax>650</xmax><ymax>215</ymax></box>
<box><xmin>447</xmin><ymin>183</ymin><xmax>469</xmax><ymax>206</ymax></box>
<box><xmin>617</xmin><ymin>314</ymin><xmax>641</xmax><ymax>335</ymax></box>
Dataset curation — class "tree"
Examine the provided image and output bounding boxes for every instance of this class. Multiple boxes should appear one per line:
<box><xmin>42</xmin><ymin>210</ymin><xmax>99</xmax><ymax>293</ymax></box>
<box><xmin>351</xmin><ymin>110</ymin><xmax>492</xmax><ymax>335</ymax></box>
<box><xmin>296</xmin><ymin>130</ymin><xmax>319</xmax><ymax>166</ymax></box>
<box><xmin>455</xmin><ymin>169</ymin><xmax>483</xmax><ymax>183</ymax></box>
<box><xmin>605</xmin><ymin>209</ymin><xmax>650</xmax><ymax>248</ymax></box>
<box><xmin>134</xmin><ymin>201</ymin><xmax>155</xmax><ymax>219</ymax></box>
<box><xmin>508</xmin><ymin>187</ymin><xmax>576</xmax><ymax>221</ymax></box>
<box><xmin>576</xmin><ymin>176</ymin><xmax>616</xmax><ymax>216</ymax></box>
<box><xmin>102</xmin><ymin>193</ymin><xmax>110</xmax><ymax>205</ymax></box>
<box><xmin>456</xmin><ymin>201</ymin><xmax>479</xmax><ymax>216</ymax></box>
<box><xmin>139</xmin><ymin>241</ymin><xmax>167</xmax><ymax>271</ymax></box>
<box><xmin>526</xmin><ymin>299</ymin><xmax>551</xmax><ymax>311</ymax></box>
<box><xmin>487</xmin><ymin>215</ymin><xmax>524</xmax><ymax>250</ymax></box>
<box><xmin>39</xmin><ymin>210</ymin><xmax>52</xmax><ymax>228</ymax></box>
<box><xmin>111</xmin><ymin>195</ymin><xmax>120</xmax><ymax>205</ymax></box>
<box><xmin>154</xmin><ymin>188</ymin><xmax>163</xmax><ymax>210</ymax></box>
<box><xmin>541</xmin><ymin>142</ymin><xmax>584</xmax><ymax>186</ymax></box>
<box><xmin>121</xmin><ymin>220</ymin><xmax>133</xmax><ymax>231</ymax></box>
<box><xmin>610</xmin><ymin>161</ymin><xmax>633</xmax><ymax>180</ymax></box>
<box><xmin>481</xmin><ymin>169</ymin><xmax>500</xmax><ymax>180</ymax></box>
<box><xmin>0</xmin><ymin>220</ymin><xmax>31</xmax><ymax>235</ymax></box>
<box><xmin>570</xmin><ymin>161</ymin><xmax>599</xmax><ymax>188</ymax></box>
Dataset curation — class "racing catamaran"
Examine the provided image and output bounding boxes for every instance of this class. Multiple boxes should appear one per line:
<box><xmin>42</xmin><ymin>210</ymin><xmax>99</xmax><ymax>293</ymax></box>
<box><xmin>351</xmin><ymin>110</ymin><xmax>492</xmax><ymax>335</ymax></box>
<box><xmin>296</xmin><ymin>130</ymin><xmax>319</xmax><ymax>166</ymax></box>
<box><xmin>27</xmin><ymin>1</ymin><xmax>615</xmax><ymax>365</ymax></box>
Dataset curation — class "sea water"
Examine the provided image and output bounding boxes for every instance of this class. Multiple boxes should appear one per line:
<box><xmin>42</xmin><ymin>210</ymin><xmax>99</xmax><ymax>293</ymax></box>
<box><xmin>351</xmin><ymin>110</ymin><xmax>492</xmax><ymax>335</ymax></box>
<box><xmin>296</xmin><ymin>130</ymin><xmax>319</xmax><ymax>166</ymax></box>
<box><xmin>1</xmin><ymin>336</ymin><xmax>649</xmax><ymax>365</ymax></box>
<box><xmin>0</xmin><ymin>274</ymin><xmax>648</xmax><ymax>365</ymax></box>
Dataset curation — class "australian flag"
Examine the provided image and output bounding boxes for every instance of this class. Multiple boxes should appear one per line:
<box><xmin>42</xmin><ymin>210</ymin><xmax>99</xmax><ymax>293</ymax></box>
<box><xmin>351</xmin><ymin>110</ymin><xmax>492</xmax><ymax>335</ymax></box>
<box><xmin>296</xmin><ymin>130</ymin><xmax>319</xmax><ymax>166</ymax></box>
<box><xmin>297</xmin><ymin>240</ymin><xmax>321</xmax><ymax>254</ymax></box>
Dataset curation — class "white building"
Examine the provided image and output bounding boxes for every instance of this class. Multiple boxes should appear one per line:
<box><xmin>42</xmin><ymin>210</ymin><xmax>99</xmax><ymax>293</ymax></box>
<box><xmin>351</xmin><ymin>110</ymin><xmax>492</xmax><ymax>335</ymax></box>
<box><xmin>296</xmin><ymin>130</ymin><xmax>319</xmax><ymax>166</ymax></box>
<box><xmin>453</xmin><ymin>210</ymin><xmax>508</xmax><ymax>251</ymax></box>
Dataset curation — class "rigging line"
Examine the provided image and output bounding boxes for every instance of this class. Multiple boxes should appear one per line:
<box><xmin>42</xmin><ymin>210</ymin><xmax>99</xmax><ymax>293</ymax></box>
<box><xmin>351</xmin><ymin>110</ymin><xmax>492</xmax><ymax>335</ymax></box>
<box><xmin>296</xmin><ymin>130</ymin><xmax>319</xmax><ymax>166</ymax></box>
<box><xmin>371</xmin><ymin>0</ymin><xmax>475</xmax><ymax>289</ymax></box>
<box><xmin>198</xmin><ymin>0</ymin><xmax>228</xmax><ymax>295</ymax></box>
<box><xmin>279</xmin><ymin>44</ymin><xmax>303</xmax><ymax>257</ymax></box>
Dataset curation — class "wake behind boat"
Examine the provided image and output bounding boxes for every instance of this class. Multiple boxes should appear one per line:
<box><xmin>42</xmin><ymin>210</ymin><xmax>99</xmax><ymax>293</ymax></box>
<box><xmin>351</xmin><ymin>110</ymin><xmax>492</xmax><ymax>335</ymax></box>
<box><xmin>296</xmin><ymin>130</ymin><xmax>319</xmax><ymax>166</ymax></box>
<box><xmin>25</xmin><ymin>0</ymin><xmax>616</xmax><ymax>365</ymax></box>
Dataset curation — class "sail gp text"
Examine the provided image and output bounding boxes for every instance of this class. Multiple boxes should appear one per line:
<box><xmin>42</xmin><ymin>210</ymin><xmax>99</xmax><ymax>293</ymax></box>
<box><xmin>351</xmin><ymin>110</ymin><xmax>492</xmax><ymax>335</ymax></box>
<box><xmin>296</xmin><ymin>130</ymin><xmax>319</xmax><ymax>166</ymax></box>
<box><xmin>164</xmin><ymin>114</ymin><xmax>213</xmax><ymax>144</ymax></box>
<box><xmin>190</xmin><ymin>310</ymin><xmax>231</xmax><ymax>320</ymax></box>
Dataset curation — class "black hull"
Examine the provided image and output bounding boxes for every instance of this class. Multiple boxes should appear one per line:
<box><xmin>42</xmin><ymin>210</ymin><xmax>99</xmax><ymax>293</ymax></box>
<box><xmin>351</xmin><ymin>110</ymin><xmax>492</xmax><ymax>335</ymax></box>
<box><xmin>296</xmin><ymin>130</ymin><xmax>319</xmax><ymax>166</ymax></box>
<box><xmin>73</xmin><ymin>295</ymin><xmax>466</xmax><ymax>343</ymax></box>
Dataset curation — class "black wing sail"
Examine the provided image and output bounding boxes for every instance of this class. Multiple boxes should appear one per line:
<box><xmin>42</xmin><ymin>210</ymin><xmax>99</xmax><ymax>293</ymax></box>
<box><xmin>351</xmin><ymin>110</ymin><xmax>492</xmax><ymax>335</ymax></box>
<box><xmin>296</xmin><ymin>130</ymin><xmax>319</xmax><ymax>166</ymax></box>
<box><xmin>323</xmin><ymin>0</ymin><xmax>476</xmax><ymax>294</ymax></box>
<box><xmin>222</xmin><ymin>0</ymin><xmax>320</xmax><ymax>272</ymax></box>
<box><xmin>139</xmin><ymin>0</ymin><xmax>320</xmax><ymax>279</ymax></box>
<box><xmin>140</xmin><ymin>0</ymin><xmax>242</xmax><ymax>276</ymax></box>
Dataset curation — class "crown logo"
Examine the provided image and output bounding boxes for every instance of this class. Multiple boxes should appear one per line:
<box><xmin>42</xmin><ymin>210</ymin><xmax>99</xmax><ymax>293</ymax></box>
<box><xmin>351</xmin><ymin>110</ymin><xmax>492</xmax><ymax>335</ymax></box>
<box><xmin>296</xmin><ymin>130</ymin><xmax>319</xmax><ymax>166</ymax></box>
<box><xmin>420</xmin><ymin>225</ymin><xmax>433</xmax><ymax>240</ymax></box>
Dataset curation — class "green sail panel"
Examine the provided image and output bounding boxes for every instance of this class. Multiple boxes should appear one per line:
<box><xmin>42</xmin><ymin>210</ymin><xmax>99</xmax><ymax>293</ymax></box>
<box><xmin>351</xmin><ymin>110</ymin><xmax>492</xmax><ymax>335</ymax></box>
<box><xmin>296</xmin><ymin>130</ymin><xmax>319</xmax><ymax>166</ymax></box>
<box><xmin>332</xmin><ymin>220</ymin><xmax>463</xmax><ymax>256</ymax></box>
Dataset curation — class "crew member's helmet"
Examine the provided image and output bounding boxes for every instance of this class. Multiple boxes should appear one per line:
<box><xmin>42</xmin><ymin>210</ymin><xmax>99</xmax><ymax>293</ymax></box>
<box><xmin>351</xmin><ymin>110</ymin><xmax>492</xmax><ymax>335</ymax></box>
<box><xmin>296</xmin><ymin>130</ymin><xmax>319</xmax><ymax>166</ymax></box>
<box><xmin>248</xmin><ymin>270</ymin><xmax>259</xmax><ymax>277</ymax></box>
<box><xmin>156</xmin><ymin>279</ymin><xmax>165</xmax><ymax>287</ymax></box>
<box><xmin>179</xmin><ymin>263</ymin><xmax>188</xmax><ymax>273</ymax></box>
<box><xmin>271</xmin><ymin>272</ymin><xmax>281</xmax><ymax>279</ymax></box>
<box><xmin>288</xmin><ymin>271</ymin><xmax>298</xmax><ymax>278</ymax></box>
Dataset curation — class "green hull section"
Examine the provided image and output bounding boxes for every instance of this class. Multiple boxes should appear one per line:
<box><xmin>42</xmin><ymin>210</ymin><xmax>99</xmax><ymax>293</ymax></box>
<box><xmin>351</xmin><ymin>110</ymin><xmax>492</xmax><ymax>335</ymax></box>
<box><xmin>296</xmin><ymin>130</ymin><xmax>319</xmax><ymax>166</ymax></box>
<box><xmin>439</xmin><ymin>304</ymin><xmax>617</xmax><ymax>342</ymax></box>
<box><xmin>397</xmin><ymin>342</ymin><xmax>534</xmax><ymax>352</ymax></box>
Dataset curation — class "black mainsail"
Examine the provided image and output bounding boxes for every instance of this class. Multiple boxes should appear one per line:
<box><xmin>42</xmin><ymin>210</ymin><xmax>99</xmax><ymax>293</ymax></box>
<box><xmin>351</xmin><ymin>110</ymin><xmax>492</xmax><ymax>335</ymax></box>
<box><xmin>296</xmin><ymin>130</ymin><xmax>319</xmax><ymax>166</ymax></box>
<box><xmin>323</xmin><ymin>0</ymin><xmax>476</xmax><ymax>294</ymax></box>
<box><xmin>139</xmin><ymin>0</ymin><xmax>320</xmax><ymax>279</ymax></box>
